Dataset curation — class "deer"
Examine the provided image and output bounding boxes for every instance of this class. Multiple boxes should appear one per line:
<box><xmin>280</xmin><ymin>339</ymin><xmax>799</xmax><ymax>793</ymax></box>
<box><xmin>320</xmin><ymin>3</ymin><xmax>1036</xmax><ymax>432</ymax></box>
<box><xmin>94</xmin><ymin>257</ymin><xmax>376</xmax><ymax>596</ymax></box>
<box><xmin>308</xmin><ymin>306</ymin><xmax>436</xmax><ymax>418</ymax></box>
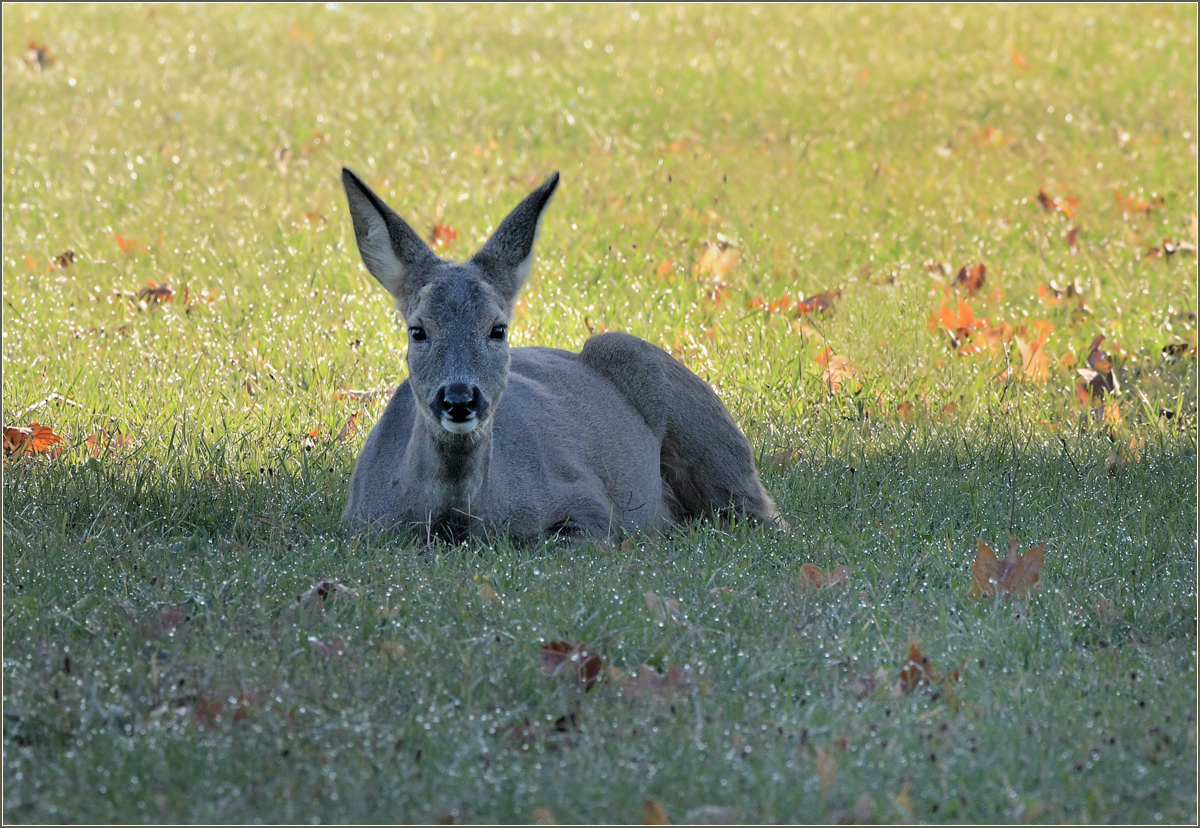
<box><xmin>340</xmin><ymin>167</ymin><xmax>783</xmax><ymax>544</ymax></box>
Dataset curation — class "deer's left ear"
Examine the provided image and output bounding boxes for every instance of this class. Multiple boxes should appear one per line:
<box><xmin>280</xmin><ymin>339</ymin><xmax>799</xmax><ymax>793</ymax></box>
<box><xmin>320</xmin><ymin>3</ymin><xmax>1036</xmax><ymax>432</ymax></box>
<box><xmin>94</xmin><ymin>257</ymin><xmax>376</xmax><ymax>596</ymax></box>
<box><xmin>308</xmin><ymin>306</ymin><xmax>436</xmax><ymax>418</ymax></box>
<box><xmin>472</xmin><ymin>172</ymin><xmax>559</xmax><ymax>305</ymax></box>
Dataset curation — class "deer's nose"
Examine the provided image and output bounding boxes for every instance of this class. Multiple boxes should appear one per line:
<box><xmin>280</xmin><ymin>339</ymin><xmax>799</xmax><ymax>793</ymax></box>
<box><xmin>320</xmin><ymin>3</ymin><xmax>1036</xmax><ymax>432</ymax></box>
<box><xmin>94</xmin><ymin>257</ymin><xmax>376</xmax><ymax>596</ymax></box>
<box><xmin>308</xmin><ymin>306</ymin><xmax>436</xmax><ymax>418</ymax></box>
<box><xmin>436</xmin><ymin>383</ymin><xmax>484</xmax><ymax>422</ymax></box>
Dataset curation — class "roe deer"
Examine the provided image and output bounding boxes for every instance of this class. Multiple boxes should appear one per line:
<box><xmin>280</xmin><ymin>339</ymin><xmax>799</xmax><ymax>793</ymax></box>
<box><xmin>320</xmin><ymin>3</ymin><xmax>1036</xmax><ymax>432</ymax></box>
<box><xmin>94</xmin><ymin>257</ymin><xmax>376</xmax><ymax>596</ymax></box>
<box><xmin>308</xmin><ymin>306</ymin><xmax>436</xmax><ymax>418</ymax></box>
<box><xmin>341</xmin><ymin>167</ymin><xmax>782</xmax><ymax>543</ymax></box>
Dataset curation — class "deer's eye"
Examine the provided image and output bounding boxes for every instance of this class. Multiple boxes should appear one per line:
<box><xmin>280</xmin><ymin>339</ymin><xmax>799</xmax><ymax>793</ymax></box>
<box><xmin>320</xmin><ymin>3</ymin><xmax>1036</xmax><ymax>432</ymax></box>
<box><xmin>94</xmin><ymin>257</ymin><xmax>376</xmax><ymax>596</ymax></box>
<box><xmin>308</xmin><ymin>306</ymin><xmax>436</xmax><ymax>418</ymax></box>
<box><xmin>409</xmin><ymin>326</ymin><xmax>427</xmax><ymax>342</ymax></box>
<box><xmin>489</xmin><ymin>325</ymin><xmax>507</xmax><ymax>341</ymax></box>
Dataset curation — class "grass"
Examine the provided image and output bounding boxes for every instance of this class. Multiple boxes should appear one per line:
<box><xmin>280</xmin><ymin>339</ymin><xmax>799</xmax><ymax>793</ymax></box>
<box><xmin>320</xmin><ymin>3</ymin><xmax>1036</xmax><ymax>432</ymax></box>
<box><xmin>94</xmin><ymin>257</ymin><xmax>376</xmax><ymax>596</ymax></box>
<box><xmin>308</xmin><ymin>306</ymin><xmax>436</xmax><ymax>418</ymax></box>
<box><xmin>3</xmin><ymin>3</ymin><xmax>1196</xmax><ymax>823</ymax></box>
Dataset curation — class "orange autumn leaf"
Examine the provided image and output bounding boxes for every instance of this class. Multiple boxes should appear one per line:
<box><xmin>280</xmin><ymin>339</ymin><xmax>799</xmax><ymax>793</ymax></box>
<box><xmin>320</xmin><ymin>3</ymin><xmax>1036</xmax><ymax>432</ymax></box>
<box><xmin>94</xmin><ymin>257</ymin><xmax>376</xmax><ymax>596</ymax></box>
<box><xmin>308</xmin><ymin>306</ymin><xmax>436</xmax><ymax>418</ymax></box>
<box><xmin>953</xmin><ymin>263</ymin><xmax>986</xmax><ymax>293</ymax></box>
<box><xmin>643</xmin><ymin>799</ymin><xmax>669</xmax><ymax>825</ymax></box>
<box><xmin>655</xmin><ymin>258</ymin><xmax>675</xmax><ymax>277</ymax></box>
<box><xmin>1010</xmin><ymin>51</ymin><xmax>1028</xmax><ymax>69</ymax></box>
<box><xmin>969</xmin><ymin>537</ymin><xmax>1046</xmax><ymax>599</ymax></box>
<box><xmin>337</xmin><ymin>411</ymin><xmax>363</xmax><ymax>441</ymax></box>
<box><xmin>85</xmin><ymin>428</ymin><xmax>132</xmax><ymax>458</ymax></box>
<box><xmin>539</xmin><ymin>641</ymin><xmax>603</xmax><ymax>687</ymax></box>
<box><xmin>1016</xmin><ymin>334</ymin><xmax>1051</xmax><ymax>384</ymax></box>
<box><xmin>1037</xmin><ymin>189</ymin><xmax>1080</xmax><ymax>219</ymax></box>
<box><xmin>696</xmin><ymin>240</ymin><xmax>739</xmax><ymax>279</ymax></box>
<box><xmin>3</xmin><ymin>422</ymin><xmax>64</xmax><ymax>458</ymax></box>
<box><xmin>1115</xmin><ymin>188</ymin><xmax>1161</xmax><ymax>216</ymax></box>
<box><xmin>430</xmin><ymin>223</ymin><xmax>458</xmax><ymax>248</ymax></box>
<box><xmin>114</xmin><ymin>233</ymin><xmax>146</xmax><ymax>255</ymax></box>
<box><xmin>798</xmin><ymin>563</ymin><xmax>852</xmax><ymax>589</ymax></box>
<box><xmin>796</xmin><ymin>288</ymin><xmax>842</xmax><ymax>315</ymax></box>
<box><xmin>821</xmin><ymin>355</ymin><xmax>858</xmax><ymax>393</ymax></box>
<box><xmin>766</xmin><ymin>294</ymin><xmax>792</xmax><ymax>314</ymax></box>
<box><xmin>930</xmin><ymin>298</ymin><xmax>983</xmax><ymax>348</ymax></box>
<box><xmin>1077</xmin><ymin>333</ymin><xmax>1120</xmax><ymax>399</ymax></box>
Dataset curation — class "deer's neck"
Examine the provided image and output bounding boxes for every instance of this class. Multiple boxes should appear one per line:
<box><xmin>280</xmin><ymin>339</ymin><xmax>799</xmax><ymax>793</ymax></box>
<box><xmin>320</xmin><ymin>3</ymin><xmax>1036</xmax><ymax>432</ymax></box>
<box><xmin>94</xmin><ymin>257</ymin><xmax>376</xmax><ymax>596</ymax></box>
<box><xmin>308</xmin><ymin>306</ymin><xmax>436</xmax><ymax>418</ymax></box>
<box><xmin>408</xmin><ymin>415</ymin><xmax>492</xmax><ymax>534</ymax></box>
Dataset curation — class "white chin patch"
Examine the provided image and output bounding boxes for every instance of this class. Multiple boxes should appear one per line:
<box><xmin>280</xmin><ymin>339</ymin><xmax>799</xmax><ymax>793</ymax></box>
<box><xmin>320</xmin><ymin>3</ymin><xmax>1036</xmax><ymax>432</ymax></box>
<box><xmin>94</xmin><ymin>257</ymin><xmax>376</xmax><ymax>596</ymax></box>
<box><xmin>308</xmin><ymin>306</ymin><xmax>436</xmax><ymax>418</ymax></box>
<box><xmin>440</xmin><ymin>417</ymin><xmax>479</xmax><ymax>435</ymax></box>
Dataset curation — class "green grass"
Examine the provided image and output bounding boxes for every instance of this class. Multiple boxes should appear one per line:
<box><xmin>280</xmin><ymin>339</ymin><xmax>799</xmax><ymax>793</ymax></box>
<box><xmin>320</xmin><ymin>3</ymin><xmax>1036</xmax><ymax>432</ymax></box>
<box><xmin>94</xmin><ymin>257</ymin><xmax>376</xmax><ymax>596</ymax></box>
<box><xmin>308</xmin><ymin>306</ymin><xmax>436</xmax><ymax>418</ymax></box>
<box><xmin>3</xmin><ymin>3</ymin><xmax>1196</xmax><ymax>823</ymax></box>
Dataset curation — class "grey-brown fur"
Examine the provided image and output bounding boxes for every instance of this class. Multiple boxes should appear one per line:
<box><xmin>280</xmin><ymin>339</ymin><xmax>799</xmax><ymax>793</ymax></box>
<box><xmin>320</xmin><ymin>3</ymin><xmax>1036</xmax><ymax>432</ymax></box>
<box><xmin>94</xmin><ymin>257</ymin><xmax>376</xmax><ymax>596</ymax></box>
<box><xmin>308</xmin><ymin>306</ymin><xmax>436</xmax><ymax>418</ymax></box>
<box><xmin>341</xmin><ymin>167</ymin><xmax>782</xmax><ymax>543</ymax></box>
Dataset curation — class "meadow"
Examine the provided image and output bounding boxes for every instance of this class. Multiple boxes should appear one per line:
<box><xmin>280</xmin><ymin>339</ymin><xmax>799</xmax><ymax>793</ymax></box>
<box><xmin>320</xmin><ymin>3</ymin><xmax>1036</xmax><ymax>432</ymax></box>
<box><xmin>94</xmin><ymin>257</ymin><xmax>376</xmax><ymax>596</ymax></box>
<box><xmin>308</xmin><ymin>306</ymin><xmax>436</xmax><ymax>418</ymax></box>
<box><xmin>2</xmin><ymin>4</ymin><xmax>1196</xmax><ymax>823</ymax></box>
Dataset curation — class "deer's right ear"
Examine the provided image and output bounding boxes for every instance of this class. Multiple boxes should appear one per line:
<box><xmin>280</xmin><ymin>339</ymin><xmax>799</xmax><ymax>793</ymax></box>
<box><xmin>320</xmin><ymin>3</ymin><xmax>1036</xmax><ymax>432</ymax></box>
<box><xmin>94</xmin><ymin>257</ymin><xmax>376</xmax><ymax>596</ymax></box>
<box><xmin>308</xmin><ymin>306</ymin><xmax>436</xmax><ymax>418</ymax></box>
<box><xmin>342</xmin><ymin>167</ymin><xmax>437</xmax><ymax>307</ymax></box>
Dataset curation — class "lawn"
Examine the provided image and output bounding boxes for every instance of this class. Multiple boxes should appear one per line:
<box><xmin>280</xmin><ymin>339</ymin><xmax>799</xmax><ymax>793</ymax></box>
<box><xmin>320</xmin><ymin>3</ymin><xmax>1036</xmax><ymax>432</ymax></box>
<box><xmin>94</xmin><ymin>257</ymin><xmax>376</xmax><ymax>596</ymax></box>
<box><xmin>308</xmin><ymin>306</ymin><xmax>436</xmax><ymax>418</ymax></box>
<box><xmin>3</xmin><ymin>3</ymin><xmax>1196</xmax><ymax>823</ymax></box>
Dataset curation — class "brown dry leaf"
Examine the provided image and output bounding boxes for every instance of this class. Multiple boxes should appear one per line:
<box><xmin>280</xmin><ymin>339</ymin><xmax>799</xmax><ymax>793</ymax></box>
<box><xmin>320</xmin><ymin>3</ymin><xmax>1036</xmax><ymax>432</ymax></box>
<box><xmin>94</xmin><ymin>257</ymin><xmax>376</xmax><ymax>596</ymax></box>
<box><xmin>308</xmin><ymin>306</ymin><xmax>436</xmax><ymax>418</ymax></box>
<box><xmin>1115</xmin><ymin>188</ymin><xmax>1161</xmax><ymax>216</ymax></box>
<box><xmin>539</xmin><ymin>641</ymin><xmax>603</xmax><ymax>687</ymax></box>
<box><xmin>827</xmin><ymin>792</ymin><xmax>875</xmax><ymax>825</ymax></box>
<box><xmin>380</xmin><ymin>641</ymin><xmax>407</xmax><ymax>660</ymax></box>
<box><xmin>3</xmin><ymin>422</ymin><xmax>64</xmax><ymax>458</ymax></box>
<box><xmin>798</xmin><ymin>563</ymin><xmax>851</xmax><ymax>589</ymax></box>
<box><xmin>337</xmin><ymin>411</ymin><xmax>363</xmax><ymax>440</ymax></box>
<box><xmin>815</xmin><ymin>746</ymin><xmax>839</xmax><ymax>794</ymax></box>
<box><xmin>645</xmin><ymin>591</ymin><xmax>666</xmax><ymax>620</ymax></box>
<box><xmin>52</xmin><ymin>248</ymin><xmax>76</xmax><ymax>269</ymax></box>
<box><xmin>531</xmin><ymin>807</ymin><xmax>557</xmax><ymax>825</ymax></box>
<box><xmin>478</xmin><ymin>583</ymin><xmax>500</xmax><ymax>604</ymax></box>
<box><xmin>1077</xmin><ymin>334</ymin><xmax>1121</xmax><ymax>400</ymax></box>
<box><xmin>1095</xmin><ymin>598</ymin><xmax>1120</xmax><ymax>624</ymax></box>
<box><xmin>1037</xmin><ymin>188</ymin><xmax>1080</xmax><ymax>218</ymax></box>
<box><xmin>796</xmin><ymin>288</ymin><xmax>842</xmax><ymax>316</ymax></box>
<box><xmin>821</xmin><ymin>355</ymin><xmax>859</xmax><ymax>393</ymax></box>
<box><xmin>1103</xmin><ymin>399</ymin><xmax>1123</xmax><ymax>426</ymax></box>
<box><xmin>193</xmin><ymin>695</ymin><xmax>224</xmax><ymax>726</ymax></box>
<box><xmin>624</xmin><ymin>663</ymin><xmax>695</xmax><ymax>699</ymax></box>
<box><xmin>85</xmin><ymin>428</ymin><xmax>132</xmax><ymax>458</ymax></box>
<box><xmin>1015</xmin><ymin>334</ymin><xmax>1051</xmax><ymax>384</ymax></box>
<box><xmin>953</xmin><ymin>263</ymin><xmax>987</xmax><ymax>293</ymax></box>
<box><xmin>969</xmin><ymin>537</ymin><xmax>1046</xmax><ymax>599</ymax></box>
<box><xmin>643</xmin><ymin>798</ymin><xmax>669</xmax><ymax>825</ymax></box>
<box><xmin>847</xmin><ymin>667</ymin><xmax>886</xmax><ymax>700</ymax></box>
<box><xmin>696</xmin><ymin>240</ymin><xmax>739</xmax><ymax>280</ymax></box>
<box><xmin>299</xmin><ymin>578</ymin><xmax>359</xmax><ymax>606</ymax></box>
<box><xmin>24</xmin><ymin>41</ymin><xmax>54</xmax><ymax>70</ymax></box>
<box><xmin>898</xmin><ymin>642</ymin><xmax>935</xmax><ymax>694</ymax></box>
<box><xmin>308</xmin><ymin>635</ymin><xmax>348</xmax><ymax>659</ymax></box>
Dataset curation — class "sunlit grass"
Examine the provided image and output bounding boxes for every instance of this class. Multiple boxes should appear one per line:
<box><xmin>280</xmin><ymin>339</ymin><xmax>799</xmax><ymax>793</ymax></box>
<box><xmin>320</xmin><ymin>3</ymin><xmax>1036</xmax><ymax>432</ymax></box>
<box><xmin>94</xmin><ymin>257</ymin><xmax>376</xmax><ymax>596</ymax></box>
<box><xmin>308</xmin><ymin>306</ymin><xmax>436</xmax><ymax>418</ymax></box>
<box><xmin>3</xmin><ymin>4</ymin><xmax>1196</xmax><ymax>823</ymax></box>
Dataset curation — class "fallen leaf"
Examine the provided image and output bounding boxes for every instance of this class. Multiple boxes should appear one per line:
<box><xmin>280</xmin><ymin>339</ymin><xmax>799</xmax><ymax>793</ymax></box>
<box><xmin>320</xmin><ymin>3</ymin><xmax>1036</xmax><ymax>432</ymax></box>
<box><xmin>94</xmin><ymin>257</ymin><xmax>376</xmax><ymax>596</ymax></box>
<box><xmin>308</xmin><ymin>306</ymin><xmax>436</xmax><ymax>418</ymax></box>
<box><xmin>380</xmin><ymin>641</ymin><xmax>407</xmax><ymax>660</ymax></box>
<box><xmin>1066</xmin><ymin>226</ymin><xmax>1080</xmax><ymax>249</ymax></box>
<box><xmin>796</xmin><ymin>288</ymin><xmax>842</xmax><ymax>315</ymax></box>
<box><xmin>337</xmin><ymin>411</ymin><xmax>363</xmax><ymax>440</ymax></box>
<box><xmin>821</xmin><ymin>355</ymin><xmax>859</xmax><ymax>393</ymax></box>
<box><xmin>193</xmin><ymin>695</ymin><xmax>223</xmax><ymax>726</ymax></box>
<box><xmin>298</xmin><ymin>578</ymin><xmax>359</xmax><ymax>606</ymax></box>
<box><xmin>23</xmin><ymin>253</ymin><xmax>39</xmax><ymax>270</ymax></box>
<box><xmin>798</xmin><ymin>563</ymin><xmax>851</xmax><ymax>589</ymax></box>
<box><xmin>531</xmin><ymin>807</ymin><xmax>557</xmax><ymax>825</ymax></box>
<box><xmin>969</xmin><ymin>537</ymin><xmax>1046</xmax><ymax>599</ymax></box>
<box><xmin>899</xmin><ymin>642</ymin><xmax>935</xmax><ymax>693</ymax></box>
<box><xmin>929</xmin><ymin>298</ymin><xmax>983</xmax><ymax>348</ymax></box>
<box><xmin>23</xmin><ymin>42</ymin><xmax>54</xmax><ymax>70</ymax></box>
<box><xmin>1015</xmin><ymin>334</ymin><xmax>1051</xmax><ymax>384</ymax></box>
<box><xmin>3</xmin><ymin>422</ymin><xmax>64</xmax><ymax>458</ymax></box>
<box><xmin>1076</xmin><ymin>334</ymin><xmax>1120</xmax><ymax>399</ymax></box>
<box><xmin>85</xmin><ymin>428</ymin><xmax>132</xmax><ymax>458</ymax></box>
<box><xmin>430</xmin><ymin>224</ymin><xmax>458</xmax><ymax>248</ymax></box>
<box><xmin>696</xmin><ymin>239</ymin><xmax>739</xmax><ymax>280</ymax></box>
<box><xmin>52</xmin><ymin>248</ymin><xmax>76</xmax><ymax>269</ymax></box>
<box><xmin>307</xmin><ymin>635</ymin><xmax>348</xmax><ymax>659</ymax></box>
<box><xmin>1095</xmin><ymin>598</ymin><xmax>1120</xmax><ymax>624</ymax></box>
<box><xmin>114</xmin><ymin>233</ymin><xmax>145</xmax><ymax>255</ymax></box>
<box><xmin>953</xmin><ymin>263</ymin><xmax>986</xmax><ymax>293</ymax></box>
<box><xmin>539</xmin><ymin>641</ymin><xmax>603</xmax><ymax>687</ymax></box>
<box><xmin>1162</xmin><ymin>342</ymin><xmax>1196</xmax><ymax>362</ymax></box>
<box><xmin>684</xmin><ymin>805</ymin><xmax>740</xmax><ymax>824</ymax></box>
<box><xmin>623</xmin><ymin>663</ymin><xmax>695</xmax><ymax>699</ymax></box>
<box><xmin>815</xmin><ymin>745</ymin><xmax>838</xmax><ymax>794</ymax></box>
<box><xmin>1115</xmin><ymin>188</ymin><xmax>1161</xmax><ymax>216</ymax></box>
<box><xmin>137</xmin><ymin>281</ymin><xmax>175</xmax><ymax>304</ymax></box>
<box><xmin>1011</xmin><ymin>51</ymin><xmax>1028</xmax><ymax>69</ymax></box>
<box><xmin>827</xmin><ymin>792</ymin><xmax>875</xmax><ymax>825</ymax></box>
<box><xmin>1037</xmin><ymin>188</ymin><xmax>1080</xmax><ymax>219</ymax></box>
<box><xmin>643</xmin><ymin>798</ymin><xmax>669</xmax><ymax>825</ymax></box>
<box><xmin>478</xmin><ymin>583</ymin><xmax>500</xmax><ymax>604</ymax></box>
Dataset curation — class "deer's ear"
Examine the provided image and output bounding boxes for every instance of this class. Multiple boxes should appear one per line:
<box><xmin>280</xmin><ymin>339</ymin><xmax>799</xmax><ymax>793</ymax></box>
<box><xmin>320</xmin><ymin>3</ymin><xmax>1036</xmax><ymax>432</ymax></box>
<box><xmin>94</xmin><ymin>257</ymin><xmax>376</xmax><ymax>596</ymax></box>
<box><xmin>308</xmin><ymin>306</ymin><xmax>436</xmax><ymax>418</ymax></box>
<box><xmin>472</xmin><ymin>172</ymin><xmax>559</xmax><ymax>306</ymax></box>
<box><xmin>342</xmin><ymin>167</ymin><xmax>438</xmax><ymax>308</ymax></box>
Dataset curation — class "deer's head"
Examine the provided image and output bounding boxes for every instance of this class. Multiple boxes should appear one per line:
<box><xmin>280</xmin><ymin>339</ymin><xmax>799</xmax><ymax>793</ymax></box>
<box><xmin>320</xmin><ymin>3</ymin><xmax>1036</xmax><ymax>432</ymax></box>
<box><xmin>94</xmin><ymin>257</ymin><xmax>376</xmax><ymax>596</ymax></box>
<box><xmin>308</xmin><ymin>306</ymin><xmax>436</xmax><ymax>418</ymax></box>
<box><xmin>342</xmin><ymin>168</ymin><xmax>558</xmax><ymax>437</ymax></box>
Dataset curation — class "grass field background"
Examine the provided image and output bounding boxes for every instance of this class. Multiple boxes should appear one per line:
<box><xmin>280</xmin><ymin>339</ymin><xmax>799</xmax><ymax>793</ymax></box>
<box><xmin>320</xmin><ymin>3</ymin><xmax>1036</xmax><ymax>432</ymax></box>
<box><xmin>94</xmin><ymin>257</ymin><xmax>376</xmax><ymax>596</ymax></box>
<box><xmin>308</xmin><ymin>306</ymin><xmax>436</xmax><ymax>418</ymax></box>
<box><xmin>3</xmin><ymin>4</ymin><xmax>1196</xmax><ymax>823</ymax></box>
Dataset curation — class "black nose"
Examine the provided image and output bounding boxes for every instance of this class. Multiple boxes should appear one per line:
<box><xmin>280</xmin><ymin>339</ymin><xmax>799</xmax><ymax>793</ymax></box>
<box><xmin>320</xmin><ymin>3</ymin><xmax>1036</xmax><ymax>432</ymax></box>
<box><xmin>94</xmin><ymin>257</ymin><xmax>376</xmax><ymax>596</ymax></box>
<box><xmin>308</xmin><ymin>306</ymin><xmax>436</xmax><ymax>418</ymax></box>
<box><xmin>436</xmin><ymin>383</ymin><xmax>483</xmax><ymax>422</ymax></box>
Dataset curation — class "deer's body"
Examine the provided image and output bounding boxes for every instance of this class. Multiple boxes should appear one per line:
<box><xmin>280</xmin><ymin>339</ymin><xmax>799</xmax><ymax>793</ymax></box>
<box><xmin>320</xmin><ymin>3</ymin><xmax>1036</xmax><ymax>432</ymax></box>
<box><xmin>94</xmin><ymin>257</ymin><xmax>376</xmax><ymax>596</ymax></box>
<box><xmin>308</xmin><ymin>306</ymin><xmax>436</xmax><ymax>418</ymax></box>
<box><xmin>340</xmin><ymin>167</ymin><xmax>781</xmax><ymax>543</ymax></box>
